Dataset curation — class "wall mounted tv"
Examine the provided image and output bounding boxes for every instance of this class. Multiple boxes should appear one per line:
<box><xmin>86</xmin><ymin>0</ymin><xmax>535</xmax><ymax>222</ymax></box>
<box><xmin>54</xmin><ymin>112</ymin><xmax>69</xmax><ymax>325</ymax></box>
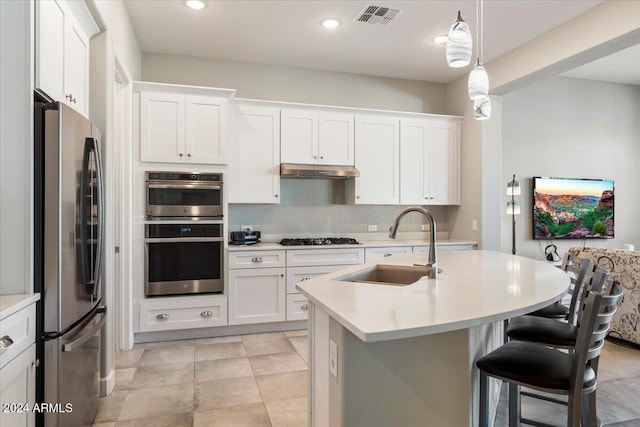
<box><xmin>533</xmin><ymin>177</ymin><xmax>614</xmax><ymax>239</ymax></box>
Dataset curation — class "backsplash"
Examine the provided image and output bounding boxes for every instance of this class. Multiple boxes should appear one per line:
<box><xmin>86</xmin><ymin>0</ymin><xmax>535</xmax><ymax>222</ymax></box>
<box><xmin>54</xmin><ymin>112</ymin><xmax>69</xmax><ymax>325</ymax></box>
<box><xmin>229</xmin><ymin>179</ymin><xmax>448</xmax><ymax>235</ymax></box>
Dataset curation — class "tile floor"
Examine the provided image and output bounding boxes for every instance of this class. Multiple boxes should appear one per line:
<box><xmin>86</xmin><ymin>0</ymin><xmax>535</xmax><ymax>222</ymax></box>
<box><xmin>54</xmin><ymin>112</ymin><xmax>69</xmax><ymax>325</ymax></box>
<box><xmin>92</xmin><ymin>330</ymin><xmax>309</xmax><ymax>427</ymax></box>
<box><xmin>94</xmin><ymin>331</ymin><xmax>640</xmax><ymax>427</ymax></box>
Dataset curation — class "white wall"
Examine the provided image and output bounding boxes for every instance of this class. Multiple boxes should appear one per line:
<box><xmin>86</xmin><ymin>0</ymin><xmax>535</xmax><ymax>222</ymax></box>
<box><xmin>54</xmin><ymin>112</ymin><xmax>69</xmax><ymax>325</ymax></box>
<box><xmin>0</xmin><ymin>0</ymin><xmax>33</xmax><ymax>294</ymax></box>
<box><xmin>501</xmin><ymin>76</ymin><xmax>640</xmax><ymax>260</ymax></box>
<box><xmin>142</xmin><ymin>53</ymin><xmax>445</xmax><ymax>114</ymax></box>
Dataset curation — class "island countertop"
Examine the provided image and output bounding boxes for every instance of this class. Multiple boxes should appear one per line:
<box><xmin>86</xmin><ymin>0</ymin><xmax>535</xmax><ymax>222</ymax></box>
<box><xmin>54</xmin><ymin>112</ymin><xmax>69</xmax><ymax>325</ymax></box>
<box><xmin>296</xmin><ymin>250</ymin><xmax>570</xmax><ymax>342</ymax></box>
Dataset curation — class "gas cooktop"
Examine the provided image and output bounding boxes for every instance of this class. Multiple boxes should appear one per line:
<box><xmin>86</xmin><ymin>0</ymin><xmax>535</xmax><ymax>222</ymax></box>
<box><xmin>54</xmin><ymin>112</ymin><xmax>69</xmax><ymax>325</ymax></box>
<box><xmin>279</xmin><ymin>237</ymin><xmax>360</xmax><ymax>246</ymax></box>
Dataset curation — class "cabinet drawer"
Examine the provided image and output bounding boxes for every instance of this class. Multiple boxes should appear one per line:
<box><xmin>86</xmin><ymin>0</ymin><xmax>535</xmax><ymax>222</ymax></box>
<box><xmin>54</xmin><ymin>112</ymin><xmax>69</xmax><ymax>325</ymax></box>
<box><xmin>365</xmin><ymin>246</ymin><xmax>412</xmax><ymax>262</ymax></box>
<box><xmin>0</xmin><ymin>305</ymin><xmax>36</xmax><ymax>370</ymax></box>
<box><xmin>286</xmin><ymin>265</ymin><xmax>347</xmax><ymax>294</ymax></box>
<box><xmin>287</xmin><ymin>294</ymin><xmax>310</xmax><ymax>321</ymax></box>
<box><xmin>228</xmin><ymin>250</ymin><xmax>286</xmax><ymax>269</ymax></box>
<box><xmin>286</xmin><ymin>248</ymin><xmax>364</xmax><ymax>267</ymax></box>
<box><xmin>139</xmin><ymin>296</ymin><xmax>227</xmax><ymax>332</ymax></box>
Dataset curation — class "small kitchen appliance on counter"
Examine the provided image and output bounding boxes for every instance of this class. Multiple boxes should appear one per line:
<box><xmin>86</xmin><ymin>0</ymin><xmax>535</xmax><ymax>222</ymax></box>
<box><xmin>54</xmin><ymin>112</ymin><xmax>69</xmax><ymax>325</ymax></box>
<box><xmin>230</xmin><ymin>230</ymin><xmax>261</xmax><ymax>245</ymax></box>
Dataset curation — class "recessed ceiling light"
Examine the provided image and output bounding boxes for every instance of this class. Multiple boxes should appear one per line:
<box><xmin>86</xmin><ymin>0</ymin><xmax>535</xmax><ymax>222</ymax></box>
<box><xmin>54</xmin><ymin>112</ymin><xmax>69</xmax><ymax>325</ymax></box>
<box><xmin>321</xmin><ymin>18</ymin><xmax>342</xmax><ymax>29</ymax></box>
<box><xmin>432</xmin><ymin>35</ymin><xmax>448</xmax><ymax>45</ymax></box>
<box><xmin>184</xmin><ymin>0</ymin><xmax>207</xmax><ymax>10</ymax></box>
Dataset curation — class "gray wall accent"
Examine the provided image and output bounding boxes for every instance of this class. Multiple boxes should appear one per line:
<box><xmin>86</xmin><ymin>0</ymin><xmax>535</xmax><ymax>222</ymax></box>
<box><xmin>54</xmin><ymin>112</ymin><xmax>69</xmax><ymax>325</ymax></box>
<box><xmin>142</xmin><ymin>53</ymin><xmax>446</xmax><ymax>114</ymax></box>
<box><xmin>501</xmin><ymin>76</ymin><xmax>640</xmax><ymax>260</ymax></box>
<box><xmin>229</xmin><ymin>179</ymin><xmax>447</xmax><ymax>235</ymax></box>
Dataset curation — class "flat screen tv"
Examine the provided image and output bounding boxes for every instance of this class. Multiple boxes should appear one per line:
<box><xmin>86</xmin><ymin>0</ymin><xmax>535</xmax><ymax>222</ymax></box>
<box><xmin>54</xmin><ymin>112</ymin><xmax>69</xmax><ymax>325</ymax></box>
<box><xmin>533</xmin><ymin>177</ymin><xmax>614</xmax><ymax>239</ymax></box>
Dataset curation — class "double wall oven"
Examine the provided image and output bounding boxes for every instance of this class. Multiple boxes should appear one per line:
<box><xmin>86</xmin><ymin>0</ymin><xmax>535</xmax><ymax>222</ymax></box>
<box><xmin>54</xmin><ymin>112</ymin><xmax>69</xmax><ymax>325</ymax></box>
<box><xmin>145</xmin><ymin>172</ymin><xmax>224</xmax><ymax>297</ymax></box>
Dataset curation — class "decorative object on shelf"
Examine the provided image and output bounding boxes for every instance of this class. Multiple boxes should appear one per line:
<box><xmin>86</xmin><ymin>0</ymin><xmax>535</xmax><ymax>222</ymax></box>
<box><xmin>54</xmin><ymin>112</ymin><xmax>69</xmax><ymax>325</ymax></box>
<box><xmin>473</xmin><ymin>97</ymin><xmax>491</xmax><ymax>120</ymax></box>
<box><xmin>468</xmin><ymin>0</ymin><xmax>490</xmax><ymax>119</ymax></box>
<box><xmin>445</xmin><ymin>3</ymin><xmax>472</xmax><ymax>68</ymax></box>
<box><xmin>507</xmin><ymin>174</ymin><xmax>521</xmax><ymax>255</ymax></box>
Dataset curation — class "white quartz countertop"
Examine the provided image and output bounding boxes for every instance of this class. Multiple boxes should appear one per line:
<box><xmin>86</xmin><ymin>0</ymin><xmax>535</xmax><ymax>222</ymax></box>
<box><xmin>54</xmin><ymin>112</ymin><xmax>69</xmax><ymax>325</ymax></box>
<box><xmin>0</xmin><ymin>293</ymin><xmax>40</xmax><ymax>320</ymax></box>
<box><xmin>227</xmin><ymin>239</ymin><xmax>476</xmax><ymax>251</ymax></box>
<box><xmin>296</xmin><ymin>250</ymin><xmax>569</xmax><ymax>342</ymax></box>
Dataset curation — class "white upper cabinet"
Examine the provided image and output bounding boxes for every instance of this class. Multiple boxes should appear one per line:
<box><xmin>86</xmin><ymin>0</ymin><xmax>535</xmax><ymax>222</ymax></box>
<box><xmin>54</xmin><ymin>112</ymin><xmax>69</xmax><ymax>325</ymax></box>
<box><xmin>139</xmin><ymin>88</ymin><xmax>229</xmax><ymax>164</ymax></box>
<box><xmin>400</xmin><ymin>118</ymin><xmax>461</xmax><ymax>205</ymax></box>
<box><xmin>35</xmin><ymin>0</ymin><xmax>95</xmax><ymax>117</ymax></box>
<box><xmin>347</xmin><ymin>115</ymin><xmax>400</xmax><ymax>204</ymax></box>
<box><xmin>228</xmin><ymin>104</ymin><xmax>281</xmax><ymax>203</ymax></box>
<box><xmin>281</xmin><ymin>108</ymin><xmax>354</xmax><ymax>166</ymax></box>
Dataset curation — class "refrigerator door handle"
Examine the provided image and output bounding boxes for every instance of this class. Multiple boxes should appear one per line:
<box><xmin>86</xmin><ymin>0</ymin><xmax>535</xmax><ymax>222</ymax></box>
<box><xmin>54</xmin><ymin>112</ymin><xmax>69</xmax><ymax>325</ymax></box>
<box><xmin>62</xmin><ymin>306</ymin><xmax>106</xmax><ymax>353</ymax></box>
<box><xmin>92</xmin><ymin>137</ymin><xmax>105</xmax><ymax>297</ymax></box>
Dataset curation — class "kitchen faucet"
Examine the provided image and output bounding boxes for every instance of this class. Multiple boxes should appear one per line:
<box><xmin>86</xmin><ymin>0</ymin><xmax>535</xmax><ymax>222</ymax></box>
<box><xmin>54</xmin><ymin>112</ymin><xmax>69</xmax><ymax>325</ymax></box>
<box><xmin>389</xmin><ymin>206</ymin><xmax>438</xmax><ymax>278</ymax></box>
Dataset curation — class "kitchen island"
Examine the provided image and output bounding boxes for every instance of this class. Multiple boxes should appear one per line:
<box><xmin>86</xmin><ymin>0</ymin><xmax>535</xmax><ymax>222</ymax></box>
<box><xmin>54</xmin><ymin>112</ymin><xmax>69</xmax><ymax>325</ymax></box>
<box><xmin>296</xmin><ymin>250</ymin><xmax>570</xmax><ymax>427</ymax></box>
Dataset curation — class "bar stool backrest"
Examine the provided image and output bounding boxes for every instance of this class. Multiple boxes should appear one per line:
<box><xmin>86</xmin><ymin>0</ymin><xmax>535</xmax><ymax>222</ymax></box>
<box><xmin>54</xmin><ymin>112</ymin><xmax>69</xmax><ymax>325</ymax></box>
<box><xmin>562</xmin><ymin>254</ymin><xmax>592</xmax><ymax>325</ymax></box>
<box><xmin>571</xmin><ymin>266</ymin><xmax>610</xmax><ymax>327</ymax></box>
<box><xmin>570</xmin><ymin>282</ymin><xmax>623</xmax><ymax>395</ymax></box>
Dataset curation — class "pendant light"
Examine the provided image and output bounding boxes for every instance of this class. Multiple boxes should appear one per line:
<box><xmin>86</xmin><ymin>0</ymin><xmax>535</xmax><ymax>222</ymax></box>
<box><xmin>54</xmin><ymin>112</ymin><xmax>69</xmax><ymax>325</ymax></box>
<box><xmin>468</xmin><ymin>0</ymin><xmax>489</xmax><ymax>100</ymax></box>
<box><xmin>445</xmin><ymin>2</ymin><xmax>472</xmax><ymax>68</ymax></box>
<box><xmin>473</xmin><ymin>97</ymin><xmax>491</xmax><ymax>120</ymax></box>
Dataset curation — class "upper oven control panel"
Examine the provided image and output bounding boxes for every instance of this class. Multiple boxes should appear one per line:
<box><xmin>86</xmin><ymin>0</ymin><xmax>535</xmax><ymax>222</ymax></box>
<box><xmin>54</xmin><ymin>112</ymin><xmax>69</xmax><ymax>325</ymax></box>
<box><xmin>146</xmin><ymin>172</ymin><xmax>222</xmax><ymax>183</ymax></box>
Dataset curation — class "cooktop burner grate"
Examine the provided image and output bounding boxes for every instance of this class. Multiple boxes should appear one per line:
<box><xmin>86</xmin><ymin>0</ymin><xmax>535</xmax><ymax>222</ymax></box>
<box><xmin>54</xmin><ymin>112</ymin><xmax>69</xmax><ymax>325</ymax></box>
<box><xmin>279</xmin><ymin>237</ymin><xmax>360</xmax><ymax>246</ymax></box>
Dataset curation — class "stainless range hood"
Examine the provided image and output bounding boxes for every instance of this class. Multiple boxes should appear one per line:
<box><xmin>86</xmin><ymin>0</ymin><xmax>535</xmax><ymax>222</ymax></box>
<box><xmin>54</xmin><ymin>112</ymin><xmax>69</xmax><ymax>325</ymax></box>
<box><xmin>280</xmin><ymin>163</ymin><xmax>360</xmax><ymax>179</ymax></box>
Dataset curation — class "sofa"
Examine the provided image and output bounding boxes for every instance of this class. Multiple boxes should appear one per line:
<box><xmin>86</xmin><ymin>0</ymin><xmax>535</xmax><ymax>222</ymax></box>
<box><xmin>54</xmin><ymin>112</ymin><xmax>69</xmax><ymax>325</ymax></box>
<box><xmin>568</xmin><ymin>247</ymin><xmax>640</xmax><ymax>347</ymax></box>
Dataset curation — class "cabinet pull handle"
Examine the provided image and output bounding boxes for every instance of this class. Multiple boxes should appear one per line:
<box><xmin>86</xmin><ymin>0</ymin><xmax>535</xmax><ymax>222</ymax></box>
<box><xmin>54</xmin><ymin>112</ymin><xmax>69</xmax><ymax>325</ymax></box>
<box><xmin>251</xmin><ymin>257</ymin><xmax>263</xmax><ymax>263</ymax></box>
<box><xmin>0</xmin><ymin>335</ymin><xmax>14</xmax><ymax>352</ymax></box>
<box><xmin>300</xmin><ymin>277</ymin><xmax>311</xmax><ymax>281</ymax></box>
<box><xmin>65</xmin><ymin>94</ymin><xmax>76</xmax><ymax>103</ymax></box>
<box><xmin>201</xmin><ymin>311</ymin><xmax>213</xmax><ymax>318</ymax></box>
<box><xmin>301</xmin><ymin>304</ymin><xmax>309</xmax><ymax>311</ymax></box>
<box><xmin>383</xmin><ymin>253</ymin><xmax>392</xmax><ymax>257</ymax></box>
<box><xmin>156</xmin><ymin>314</ymin><xmax>169</xmax><ymax>320</ymax></box>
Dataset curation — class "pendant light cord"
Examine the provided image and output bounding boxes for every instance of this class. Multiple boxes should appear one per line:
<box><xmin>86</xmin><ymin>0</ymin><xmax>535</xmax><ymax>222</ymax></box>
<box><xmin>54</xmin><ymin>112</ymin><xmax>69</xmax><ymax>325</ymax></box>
<box><xmin>475</xmin><ymin>0</ymin><xmax>480</xmax><ymax>63</ymax></box>
<box><xmin>480</xmin><ymin>0</ymin><xmax>484</xmax><ymax>63</ymax></box>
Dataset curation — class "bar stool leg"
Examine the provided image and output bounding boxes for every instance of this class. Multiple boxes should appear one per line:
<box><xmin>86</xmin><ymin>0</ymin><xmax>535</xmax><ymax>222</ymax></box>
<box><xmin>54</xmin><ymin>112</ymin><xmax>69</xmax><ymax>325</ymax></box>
<box><xmin>479</xmin><ymin>371</ymin><xmax>489</xmax><ymax>427</ymax></box>
<box><xmin>568</xmin><ymin>391</ymin><xmax>582</xmax><ymax>427</ymax></box>
<box><xmin>508</xmin><ymin>383</ymin><xmax>520</xmax><ymax>426</ymax></box>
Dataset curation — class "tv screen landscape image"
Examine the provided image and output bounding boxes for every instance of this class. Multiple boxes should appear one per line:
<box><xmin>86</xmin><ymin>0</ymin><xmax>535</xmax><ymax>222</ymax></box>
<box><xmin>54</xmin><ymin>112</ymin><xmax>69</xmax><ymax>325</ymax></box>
<box><xmin>533</xmin><ymin>177</ymin><xmax>614</xmax><ymax>239</ymax></box>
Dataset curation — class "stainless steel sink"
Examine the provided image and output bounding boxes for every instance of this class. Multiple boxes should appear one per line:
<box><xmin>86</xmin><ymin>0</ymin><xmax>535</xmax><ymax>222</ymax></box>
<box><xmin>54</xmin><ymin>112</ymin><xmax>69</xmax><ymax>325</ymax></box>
<box><xmin>336</xmin><ymin>264</ymin><xmax>433</xmax><ymax>286</ymax></box>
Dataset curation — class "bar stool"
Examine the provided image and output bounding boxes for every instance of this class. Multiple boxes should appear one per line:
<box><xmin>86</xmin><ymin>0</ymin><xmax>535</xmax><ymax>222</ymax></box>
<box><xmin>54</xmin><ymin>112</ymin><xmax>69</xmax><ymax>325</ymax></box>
<box><xmin>477</xmin><ymin>282</ymin><xmax>623</xmax><ymax>427</ymax></box>
<box><xmin>528</xmin><ymin>253</ymin><xmax>592</xmax><ymax>319</ymax></box>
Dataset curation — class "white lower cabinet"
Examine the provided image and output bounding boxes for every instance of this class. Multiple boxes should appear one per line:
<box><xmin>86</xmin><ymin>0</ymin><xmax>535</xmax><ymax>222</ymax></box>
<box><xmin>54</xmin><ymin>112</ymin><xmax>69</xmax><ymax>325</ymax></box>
<box><xmin>0</xmin><ymin>302</ymin><xmax>37</xmax><ymax>427</ymax></box>
<box><xmin>364</xmin><ymin>246</ymin><xmax>413</xmax><ymax>262</ymax></box>
<box><xmin>138</xmin><ymin>295</ymin><xmax>228</xmax><ymax>332</ymax></box>
<box><xmin>228</xmin><ymin>267</ymin><xmax>286</xmax><ymax>325</ymax></box>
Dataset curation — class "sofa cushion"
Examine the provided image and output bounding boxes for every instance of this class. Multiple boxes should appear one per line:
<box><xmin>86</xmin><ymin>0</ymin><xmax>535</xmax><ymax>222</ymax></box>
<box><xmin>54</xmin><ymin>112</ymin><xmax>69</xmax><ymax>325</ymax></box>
<box><xmin>568</xmin><ymin>247</ymin><xmax>640</xmax><ymax>346</ymax></box>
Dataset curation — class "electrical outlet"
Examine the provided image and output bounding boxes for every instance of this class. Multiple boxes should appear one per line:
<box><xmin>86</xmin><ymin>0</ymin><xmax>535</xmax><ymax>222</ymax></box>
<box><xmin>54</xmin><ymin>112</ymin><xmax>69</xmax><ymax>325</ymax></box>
<box><xmin>367</xmin><ymin>225</ymin><xmax>377</xmax><ymax>232</ymax></box>
<box><xmin>472</xmin><ymin>219</ymin><xmax>478</xmax><ymax>231</ymax></box>
<box><xmin>329</xmin><ymin>339</ymin><xmax>338</xmax><ymax>378</ymax></box>
<box><xmin>421</xmin><ymin>224</ymin><xmax>429</xmax><ymax>231</ymax></box>
<box><xmin>241</xmin><ymin>225</ymin><xmax>253</xmax><ymax>232</ymax></box>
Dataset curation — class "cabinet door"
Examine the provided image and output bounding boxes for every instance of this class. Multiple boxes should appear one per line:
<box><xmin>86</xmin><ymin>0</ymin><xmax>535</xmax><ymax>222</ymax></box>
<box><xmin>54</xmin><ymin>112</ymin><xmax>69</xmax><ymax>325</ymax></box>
<box><xmin>63</xmin><ymin>13</ymin><xmax>89</xmax><ymax>116</ymax></box>
<box><xmin>228</xmin><ymin>268</ymin><xmax>286</xmax><ymax>325</ymax></box>
<box><xmin>352</xmin><ymin>115</ymin><xmax>400</xmax><ymax>204</ymax></box>
<box><xmin>400</xmin><ymin>120</ymin><xmax>428</xmax><ymax>205</ymax></box>
<box><xmin>281</xmin><ymin>109</ymin><xmax>318</xmax><ymax>164</ymax></box>
<box><xmin>35</xmin><ymin>0</ymin><xmax>65</xmax><ymax>103</ymax></box>
<box><xmin>318</xmin><ymin>112</ymin><xmax>354</xmax><ymax>165</ymax></box>
<box><xmin>0</xmin><ymin>344</ymin><xmax>36</xmax><ymax>427</ymax></box>
<box><xmin>185</xmin><ymin>95</ymin><xmax>226</xmax><ymax>164</ymax></box>
<box><xmin>228</xmin><ymin>105</ymin><xmax>281</xmax><ymax>203</ymax></box>
<box><xmin>140</xmin><ymin>92</ymin><xmax>185</xmax><ymax>163</ymax></box>
<box><xmin>428</xmin><ymin>121</ymin><xmax>460</xmax><ymax>205</ymax></box>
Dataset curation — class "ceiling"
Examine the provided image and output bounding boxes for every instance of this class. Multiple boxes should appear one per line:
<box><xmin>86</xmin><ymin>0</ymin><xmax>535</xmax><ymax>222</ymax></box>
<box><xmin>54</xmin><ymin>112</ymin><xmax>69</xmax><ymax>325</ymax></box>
<box><xmin>123</xmin><ymin>0</ymin><xmax>636</xmax><ymax>85</ymax></box>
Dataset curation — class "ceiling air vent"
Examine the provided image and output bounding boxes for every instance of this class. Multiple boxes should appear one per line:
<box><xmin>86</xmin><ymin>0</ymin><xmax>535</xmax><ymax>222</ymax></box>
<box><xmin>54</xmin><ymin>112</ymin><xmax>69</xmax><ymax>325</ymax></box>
<box><xmin>354</xmin><ymin>4</ymin><xmax>402</xmax><ymax>25</ymax></box>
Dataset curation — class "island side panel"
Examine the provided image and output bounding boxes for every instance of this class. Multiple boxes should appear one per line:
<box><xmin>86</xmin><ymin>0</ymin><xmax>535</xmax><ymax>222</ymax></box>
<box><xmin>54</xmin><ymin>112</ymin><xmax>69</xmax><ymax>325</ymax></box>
<box><xmin>310</xmin><ymin>302</ymin><xmax>331</xmax><ymax>427</ymax></box>
<box><xmin>329</xmin><ymin>318</ymin><xmax>472</xmax><ymax>427</ymax></box>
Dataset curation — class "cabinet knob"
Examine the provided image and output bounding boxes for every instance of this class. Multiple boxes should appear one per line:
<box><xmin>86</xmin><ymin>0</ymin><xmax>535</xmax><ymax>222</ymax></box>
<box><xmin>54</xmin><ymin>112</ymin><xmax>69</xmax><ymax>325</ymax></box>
<box><xmin>320</xmin><ymin>155</ymin><xmax>324</xmax><ymax>159</ymax></box>
<box><xmin>251</xmin><ymin>256</ymin><xmax>263</xmax><ymax>263</ymax></box>
<box><xmin>31</xmin><ymin>359</ymin><xmax>40</xmax><ymax>368</ymax></box>
<box><xmin>300</xmin><ymin>277</ymin><xmax>311</xmax><ymax>281</ymax></box>
<box><xmin>179</xmin><ymin>153</ymin><xmax>184</xmax><ymax>157</ymax></box>
<box><xmin>356</xmin><ymin>196</ymin><xmax>360</xmax><ymax>199</ymax></box>
<box><xmin>313</xmin><ymin>156</ymin><xmax>317</xmax><ymax>159</ymax></box>
<box><xmin>383</xmin><ymin>253</ymin><xmax>392</xmax><ymax>257</ymax></box>
<box><xmin>301</xmin><ymin>304</ymin><xmax>309</xmax><ymax>311</ymax></box>
<box><xmin>156</xmin><ymin>314</ymin><xmax>169</xmax><ymax>320</ymax></box>
<box><xmin>280</xmin><ymin>274</ymin><xmax>285</xmax><ymax>278</ymax></box>
<box><xmin>274</xmin><ymin>194</ymin><xmax>279</xmax><ymax>198</ymax></box>
<box><xmin>429</xmin><ymin>197</ymin><xmax>435</xmax><ymax>200</ymax></box>
<box><xmin>201</xmin><ymin>311</ymin><xmax>213</xmax><ymax>318</ymax></box>
<box><xmin>187</xmin><ymin>153</ymin><xmax>191</xmax><ymax>157</ymax></box>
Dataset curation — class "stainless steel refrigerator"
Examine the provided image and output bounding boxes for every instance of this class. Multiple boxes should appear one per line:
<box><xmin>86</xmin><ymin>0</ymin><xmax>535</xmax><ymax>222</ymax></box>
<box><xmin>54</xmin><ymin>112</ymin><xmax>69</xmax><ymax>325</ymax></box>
<box><xmin>34</xmin><ymin>100</ymin><xmax>106</xmax><ymax>427</ymax></box>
